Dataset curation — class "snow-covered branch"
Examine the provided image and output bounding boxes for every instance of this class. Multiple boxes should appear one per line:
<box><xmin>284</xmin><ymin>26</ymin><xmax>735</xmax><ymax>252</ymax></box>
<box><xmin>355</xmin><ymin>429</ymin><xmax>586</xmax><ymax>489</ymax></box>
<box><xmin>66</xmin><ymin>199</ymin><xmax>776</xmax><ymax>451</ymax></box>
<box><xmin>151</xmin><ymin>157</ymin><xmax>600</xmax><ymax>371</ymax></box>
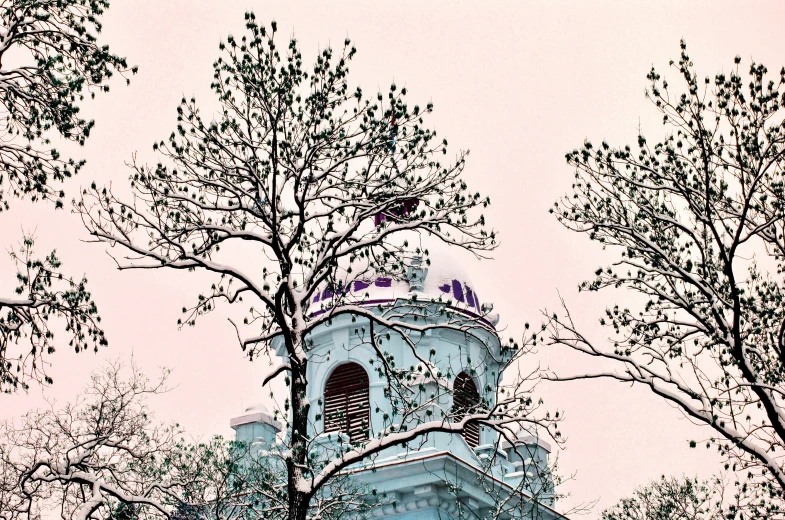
<box><xmin>543</xmin><ymin>42</ymin><xmax>785</xmax><ymax>511</ymax></box>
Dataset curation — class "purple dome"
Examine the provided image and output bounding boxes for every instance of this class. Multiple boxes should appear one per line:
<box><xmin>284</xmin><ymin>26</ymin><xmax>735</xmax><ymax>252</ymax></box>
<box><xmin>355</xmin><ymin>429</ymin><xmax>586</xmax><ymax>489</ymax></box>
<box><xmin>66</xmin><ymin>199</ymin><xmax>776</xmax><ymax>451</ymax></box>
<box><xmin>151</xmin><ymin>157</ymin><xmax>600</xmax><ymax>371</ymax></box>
<box><xmin>310</xmin><ymin>247</ymin><xmax>485</xmax><ymax>317</ymax></box>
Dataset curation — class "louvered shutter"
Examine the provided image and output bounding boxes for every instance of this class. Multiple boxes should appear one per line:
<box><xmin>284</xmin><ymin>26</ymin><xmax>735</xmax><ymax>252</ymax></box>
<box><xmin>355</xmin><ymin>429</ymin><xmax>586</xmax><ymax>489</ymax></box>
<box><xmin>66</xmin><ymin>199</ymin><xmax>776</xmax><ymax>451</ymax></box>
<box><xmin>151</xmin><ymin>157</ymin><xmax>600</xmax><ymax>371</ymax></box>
<box><xmin>324</xmin><ymin>363</ymin><xmax>370</xmax><ymax>443</ymax></box>
<box><xmin>454</xmin><ymin>372</ymin><xmax>481</xmax><ymax>448</ymax></box>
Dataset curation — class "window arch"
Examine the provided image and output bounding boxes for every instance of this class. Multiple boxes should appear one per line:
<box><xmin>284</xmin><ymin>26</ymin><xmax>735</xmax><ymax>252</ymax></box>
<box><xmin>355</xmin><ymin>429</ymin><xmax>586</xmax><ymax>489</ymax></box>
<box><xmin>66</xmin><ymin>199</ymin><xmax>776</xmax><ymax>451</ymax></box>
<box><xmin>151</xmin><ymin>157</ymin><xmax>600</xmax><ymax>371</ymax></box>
<box><xmin>453</xmin><ymin>372</ymin><xmax>481</xmax><ymax>448</ymax></box>
<box><xmin>324</xmin><ymin>362</ymin><xmax>370</xmax><ymax>443</ymax></box>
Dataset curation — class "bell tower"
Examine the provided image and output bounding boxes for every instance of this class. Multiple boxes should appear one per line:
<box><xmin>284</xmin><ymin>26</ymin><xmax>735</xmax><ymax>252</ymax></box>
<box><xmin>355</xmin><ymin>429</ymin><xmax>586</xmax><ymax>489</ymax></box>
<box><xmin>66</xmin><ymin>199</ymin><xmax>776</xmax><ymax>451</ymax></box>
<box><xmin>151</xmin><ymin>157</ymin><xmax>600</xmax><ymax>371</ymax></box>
<box><xmin>231</xmin><ymin>250</ymin><xmax>563</xmax><ymax>519</ymax></box>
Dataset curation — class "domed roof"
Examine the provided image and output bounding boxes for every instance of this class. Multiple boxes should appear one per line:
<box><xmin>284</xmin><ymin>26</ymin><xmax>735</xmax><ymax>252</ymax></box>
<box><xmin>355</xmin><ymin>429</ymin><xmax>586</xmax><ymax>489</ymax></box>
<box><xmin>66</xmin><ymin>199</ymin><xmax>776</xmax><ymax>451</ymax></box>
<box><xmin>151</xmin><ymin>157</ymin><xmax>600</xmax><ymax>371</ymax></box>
<box><xmin>310</xmin><ymin>245</ymin><xmax>489</xmax><ymax>321</ymax></box>
<box><xmin>244</xmin><ymin>402</ymin><xmax>269</xmax><ymax>414</ymax></box>
<box><xmin>230</xmin><ymin>400</ymin><xmax>281</xmax><ymax>430</ymax></box>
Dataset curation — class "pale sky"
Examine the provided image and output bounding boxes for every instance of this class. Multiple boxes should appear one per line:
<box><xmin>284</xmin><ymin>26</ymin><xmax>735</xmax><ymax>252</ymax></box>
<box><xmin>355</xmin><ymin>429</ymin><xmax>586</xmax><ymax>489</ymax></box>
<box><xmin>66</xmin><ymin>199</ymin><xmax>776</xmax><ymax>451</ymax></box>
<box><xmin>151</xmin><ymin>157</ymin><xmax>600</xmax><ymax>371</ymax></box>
<box><xmin>3</xmin><ymin>1</ymin><xmax>784</xmax><ymax>517</ymax></box>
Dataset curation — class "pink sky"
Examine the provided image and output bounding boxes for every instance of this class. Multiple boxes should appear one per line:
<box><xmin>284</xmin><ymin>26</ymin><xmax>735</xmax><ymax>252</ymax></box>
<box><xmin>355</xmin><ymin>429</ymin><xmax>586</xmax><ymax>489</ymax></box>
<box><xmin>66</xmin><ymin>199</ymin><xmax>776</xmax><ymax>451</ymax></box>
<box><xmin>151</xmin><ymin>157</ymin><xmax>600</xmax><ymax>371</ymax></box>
<box><xmin>3</xmin><ymin>1</ymin><xmax>784</xmax><ymax>516</ymax></box>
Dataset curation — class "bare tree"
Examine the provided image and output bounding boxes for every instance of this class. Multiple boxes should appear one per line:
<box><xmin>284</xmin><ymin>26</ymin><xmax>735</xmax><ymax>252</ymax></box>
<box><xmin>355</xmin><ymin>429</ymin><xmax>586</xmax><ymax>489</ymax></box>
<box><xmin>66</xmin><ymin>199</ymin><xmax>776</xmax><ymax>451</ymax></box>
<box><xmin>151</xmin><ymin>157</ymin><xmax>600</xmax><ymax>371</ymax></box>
<box><xmin>0</xmin><ymin>361</ymin><xmax>179</xmax><ymax>519</ymax></box>
<box><xmin>601</xmin><ymin>474</ymin><xmax>772</xmax><ymax>520</ymax></box>
<box><xmin>77</xmin><ymin>14</ymin><xmax>562</xmax><ymax>520</ymax></box>
<box><xmin>0</xmin><ymin>0</ymin><xmax>134</xmax><ymax>391</ymax></box>
<box><xmin>538</xmin><ymin>41</ymin><xmax>785</xmax><ymax>514</ymax></box>
<box><xmin>0</xmin><ymin>361</ymin><xmax>376</xmax><ymax>520</ymax></box>
<box><xmin>602</xmin><ymin>476</ymin><xmax>722</xmax><ymax>520</ymax></box>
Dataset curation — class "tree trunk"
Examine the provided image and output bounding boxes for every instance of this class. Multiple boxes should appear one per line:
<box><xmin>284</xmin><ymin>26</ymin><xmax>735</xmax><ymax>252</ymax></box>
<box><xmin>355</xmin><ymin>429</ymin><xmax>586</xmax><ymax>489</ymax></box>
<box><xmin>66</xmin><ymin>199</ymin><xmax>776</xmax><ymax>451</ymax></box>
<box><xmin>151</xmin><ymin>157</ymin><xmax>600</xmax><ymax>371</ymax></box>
<box><xmin>287</xmin><ymin>341</ymin><xmax>310</xmax><ymax>520</ymax></box>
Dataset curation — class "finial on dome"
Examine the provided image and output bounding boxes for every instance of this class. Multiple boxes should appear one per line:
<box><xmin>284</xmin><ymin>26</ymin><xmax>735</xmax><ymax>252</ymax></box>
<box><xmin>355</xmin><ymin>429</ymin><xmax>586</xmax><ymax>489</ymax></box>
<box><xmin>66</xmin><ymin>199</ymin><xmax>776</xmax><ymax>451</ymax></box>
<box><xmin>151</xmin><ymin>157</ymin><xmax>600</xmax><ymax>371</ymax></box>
<box><xmin>406</xmin><ymin>255</ymin><xmax>428</xmax><ymax>292</ymax></box>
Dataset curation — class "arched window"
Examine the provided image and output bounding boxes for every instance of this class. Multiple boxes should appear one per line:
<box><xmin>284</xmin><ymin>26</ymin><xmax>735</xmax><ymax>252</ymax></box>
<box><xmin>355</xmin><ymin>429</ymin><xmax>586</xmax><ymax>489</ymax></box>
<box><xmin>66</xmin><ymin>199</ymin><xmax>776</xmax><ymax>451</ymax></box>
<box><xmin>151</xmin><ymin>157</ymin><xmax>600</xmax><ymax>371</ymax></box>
<box><xmin>454</xmin><ymin>372</ymin><xmax>480</xmax><ymax>448</ymax></box>
<box><xmin>324</xmin><ymin>362</ymin><xmax>370</xmax><ymax>443</ymax></box>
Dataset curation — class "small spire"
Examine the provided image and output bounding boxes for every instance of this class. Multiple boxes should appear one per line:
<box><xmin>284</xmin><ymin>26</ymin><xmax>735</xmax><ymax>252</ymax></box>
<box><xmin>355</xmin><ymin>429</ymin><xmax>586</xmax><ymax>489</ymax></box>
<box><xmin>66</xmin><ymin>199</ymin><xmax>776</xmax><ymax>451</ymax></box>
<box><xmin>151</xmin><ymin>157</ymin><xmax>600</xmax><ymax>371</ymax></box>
<box><xmin>407</xmin><ymin>255</ymin><xmax>428</xmax><ymax>292</ymax></box>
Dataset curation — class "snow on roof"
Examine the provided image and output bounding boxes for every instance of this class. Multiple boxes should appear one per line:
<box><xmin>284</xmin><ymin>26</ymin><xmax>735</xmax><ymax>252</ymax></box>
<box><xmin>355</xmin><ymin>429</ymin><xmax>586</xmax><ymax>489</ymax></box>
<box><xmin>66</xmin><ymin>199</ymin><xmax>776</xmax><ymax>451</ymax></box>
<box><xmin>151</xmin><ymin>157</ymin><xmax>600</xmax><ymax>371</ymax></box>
<box><xmin>310</xmin><ymin>246</ymin><xmax>487</xmax><ymax>319</ymax></box>
<box><xmin>243</xmin><ymin>402</ymin><xmax>269</xmax><ymax>414</ymax></box>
